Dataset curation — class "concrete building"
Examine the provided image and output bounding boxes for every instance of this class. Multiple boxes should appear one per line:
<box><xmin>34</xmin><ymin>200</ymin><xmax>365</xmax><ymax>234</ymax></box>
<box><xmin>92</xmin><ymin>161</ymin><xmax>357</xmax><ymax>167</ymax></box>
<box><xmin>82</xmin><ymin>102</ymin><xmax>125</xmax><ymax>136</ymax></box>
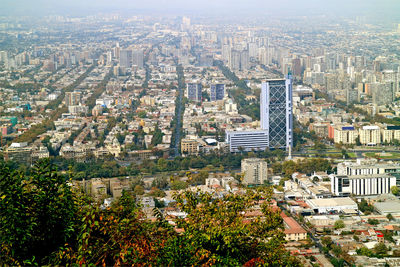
<box><xmin>120</xmin><ymin>49</ymin><xmax>132</xmax><ymax>68</ymax></box>
<box><xmin>372</xmin><ymin>82</ymin><xmax>393</xmax><ymax>106</ymax></box>
<box><xmin>381</xmin><ymin>125</ymin><xmax>400</xmax><ymax>144</ymax></box>
<box><xmin>132</xmin><ymin>49</ymin><xmax>144</xmax><ymax>69</ymax></box>
<box><xmin>331</xmin><ymin>174</ymin><xmax>396</xmax><ymax>196</ymax></box>
<box><xmin>333</xmin><ymin>125</ymin><xmax>358</xmax><ymax>145</ymax></box>
<box><xmin>91</xmin><ymin>179</ymin><xmax>107</xmax><ymax>202</ymax></box>
<box><xmin>226</xmin><ymin>130</ymin><xmax>269</xmax><ymax>152</ymax></box>
<box><xmin>374</xmin><ymin>199</ymin><xmax>400</xmax><ymax>215</ymax></box>
<box><xmin>261</xmin><ymin>78</ymin><xmax>293</xmax><ymax>150</ymax></box>
<box><xmin>241</xmin><ymin>158</ymin><xmax>268</xmax><ymax>185</ymax></box>
<box><xmin>65</xmin><ymin>91</ymin><xmax>81</xmax><ymax>107</ymax></box>
<box><xmin>282</xmin><ymin>213</ymin><xmax>308</xmax><ymax>241</ymax></box>
<box><xmin>210</xmin><ymin>84</ymin><xmax>225</xmax><ymax>101</ymax></box>
<box><xmin>4</xmin><ymin>142</ymin><xmax>32</xmax><ymax>164</ymax></box>
<box><xmin>181</xmin><ymin>138</ymin><xmax>199</xmax><ymax>155</ymax></box>
<box><xmin>337</xmin><ymin>159</ymin><xmax>400</xmax><ymax>186</ymax></box>
<box><xmin>359</xmin><ymin>125</ymin><xmax>381</xmax><ymax>145</ymax></box>
<box><xmin>186</xmin><ymin>83</ymin><xmax>202</xmax><ymax>102</ymax></box>
<box><xmin>306</xmin><ymin>197</ymin><xmax>358</xmax><ymax>214</ymax></box>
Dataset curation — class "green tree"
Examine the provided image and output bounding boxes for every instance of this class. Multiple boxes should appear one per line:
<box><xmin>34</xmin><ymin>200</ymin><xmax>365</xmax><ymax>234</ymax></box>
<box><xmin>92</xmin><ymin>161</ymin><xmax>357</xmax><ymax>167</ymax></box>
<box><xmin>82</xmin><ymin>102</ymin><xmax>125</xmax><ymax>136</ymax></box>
<box><xmin>334</xmin><ymin>220</ymin><xmax>345</xmax><ymax>229</ymax></box>
<box><xmin>138</xmin><ymin>110</ymin><xmax>147</xmax><ymax>118</ymax></box>
<box><xmin>331</xmin><ymin>244</ymin><xmax>343</xmax><ymax>257</ymax></box>
<box><xmin>133</xmin><ymin>185</ymin><xmax>145</xmax><ymax>196</ymax></box>
<box><xmin>367</xmin><ymin>218</ymin><xmax>379</xmax><ymax>225</ymax></box>
<box><xmin>171</xmin><ymin>188</ymin><xmax>300</xmax><ymax>266</ymax></box>
<box><xmin>0</xmin><ymin>159</ymin><xmax>76</xmax><ymax>265</ymax></box>
<box><xmin>391</xmin><ymin>186</ymin><xmax>399</xmax><ymax>196</ymax></box>
<box><xmin>151</xmin><ymin>126</ymin><xmax>164</xmax><ymax>147</ymax></box>
<box><xmin>358</xmin><ymin>199</ymin><xmax>374</xmax><ymax>215</ymax></box>
<box><xmin>148</xmin><ymin>187</ymin><xmax>166</xmax><ymax>198</ymax></box>
<box><xmin>171</xmin><ymin>180</ymin><xmax>188</xmax><ymax>190</ymax></box>
<box><xmin>356</xmin><ymin>246</ymin><xmax>374</xmax><ymax>257</ymax></box>
<box><xmin>321</xmin><ymin>236</ymin><xmax>333</xmax><ymax>249</ymax></box>
<box><xmin>387</xmin><ymin>213</ymin><xmax>394</xmax><ymax>221</ymax></box>
<box><xmin>374</xmin><ymin>243</ymin><xmax>388</xmax><ymax>256</ymax></box>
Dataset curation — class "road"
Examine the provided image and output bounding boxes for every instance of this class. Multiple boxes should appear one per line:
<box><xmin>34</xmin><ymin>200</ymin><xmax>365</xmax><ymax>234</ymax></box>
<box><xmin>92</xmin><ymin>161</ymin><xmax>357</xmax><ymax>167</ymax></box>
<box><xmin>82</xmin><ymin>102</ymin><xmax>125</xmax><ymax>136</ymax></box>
<box><xmin>171</xmin><ymin>63</ymin><xmax>185</xmax><ymax>157</ymax></box>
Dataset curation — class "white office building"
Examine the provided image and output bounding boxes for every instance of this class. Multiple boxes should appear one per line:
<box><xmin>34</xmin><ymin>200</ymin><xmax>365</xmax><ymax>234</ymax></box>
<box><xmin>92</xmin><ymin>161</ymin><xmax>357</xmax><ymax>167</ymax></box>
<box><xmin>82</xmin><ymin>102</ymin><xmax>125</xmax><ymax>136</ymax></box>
<box><xmin>331</xmin><ymin>174</ymin><xmax>396</xmax><ymax>196</ymax></box>
<box><xmin>226</xmin><ymin>130</ymin><xmax>269</xmax><ymax>152</ymax></box>
<box><xmin>306</xmin><ymin>197</ymin><xmax>358</xmax><ymax>214</ymax></box>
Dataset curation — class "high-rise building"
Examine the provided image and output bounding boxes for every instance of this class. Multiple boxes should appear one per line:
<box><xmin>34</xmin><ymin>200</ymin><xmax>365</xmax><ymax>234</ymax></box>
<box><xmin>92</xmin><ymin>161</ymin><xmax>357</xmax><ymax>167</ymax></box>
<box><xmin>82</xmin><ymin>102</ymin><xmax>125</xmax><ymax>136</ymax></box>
<box><xmin>248</xmin><ymin>43</ymin><xmax>258</xmax><ymax>60</ymax></box>
<box><xmin>186</xmin><ymin>83</ymin><xmax>202</xmax><ymax>102</ymax></box>
<box><xmin>0</xmin><ymin>51</ymin><xmax>8</xmax><ymax>63</ymax></box>
<box><xmin>119</xmin><ymin>49</ymin><xmax>132</xmax><ymax>68</ymax></box>
<box><xmin>372</xmin><ymin>82</ymin><xmax>393</xmax><ymax>106</ymax></box>
<box><xmin>240</xmin><ymin>50</ymin><xmax>250</xmax><ymax>70</ymax></box>
<box><xmin>132</xmin><ymin>49</ymin><xmax>144</xmax><ymax>69</ymax></box>
<box><xmin>229</xmin><ymin>50</ymin><xmax>241</xmax><ymax>71</ymax></box>
<box><xmin>333</xmin><ymin>125</ymin><xmax>358</xmax><ymax>145</ymax></box>
<box><xmin>261</xmin><ymin>78</ymin><xmax>293</xmax><ymax>150</ymax></box>
<box><xmin>359</xmin><ymin>125</ymin><xmax>381</xmax><ymax>145</ymax></box>
<box><xmin>182</xmin><ymin>16</ymin><xmax>191</xmax><ymax>30</ymax></box>
<box><xmin>241</xmin><ymin>158</ymin><xmax>268</xmax><ymax>185</ymax></box>
<box><xmin>210</xmin><ymin>84</ymin><xmax>225</xmax><ymax>101</ymax></box>
<box><xmin>222</xmin><ymin>44</ymin><xmax>231</xmax><ymax>63</ymax></box>
<box><xmin>65</xmin><ymin>91</ymin><xmax>81</xmax><ymax>107</ymax></box>
<box><xmin>106</xmin><ymin>51</ymin><xmax>112</xmax><ymax>66</ymax></box>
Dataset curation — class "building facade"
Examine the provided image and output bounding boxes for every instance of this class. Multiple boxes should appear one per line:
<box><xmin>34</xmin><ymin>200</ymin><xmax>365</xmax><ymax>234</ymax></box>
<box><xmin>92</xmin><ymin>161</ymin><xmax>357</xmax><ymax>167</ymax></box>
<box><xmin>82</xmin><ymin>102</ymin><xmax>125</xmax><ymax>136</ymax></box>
<box><xmin>331</xmin><ymin>174</ymin><xmax>396</xmax><ymax>196</ymax></box>
<box><xmin>65</xmin><ymin>91</ymin><xmax>81</xmax><ymax>107</ymax></box>
<box><xmin>181</xmin><ymin>138</ymin><xmax>199</xmax><ymax>155</ymax></box>
<box><xmin>260</xmin><ymin>78</ymin><xmax>293</xmax><ymax>150</ymax></box>
<box><xmin>241</xmin><ymin>158</ymin><xmax>268</xmax><ymax>185</ymax></box>
<box><xmin>226</xmin><ymin>130</ymin><xmax>269</xmax><ymax>152</ymax></box>
<box><xmin>210</xmin><ymin>84</ymin><xmax>225</xmax><ymax>101</ymax></box>
<box><xmin>333</xmin><ymin>125</ymin><xmax>358</xmax><ymax>145</ymax></box>
<box><xmin>359</xmin><ymin>125</ymin><xmax>381</xmax><ymax>145</ymax></box>
<box><xmin>186</xmin><ymin>83</ymin><xmax>202</xmax><ymax>102</ymax></box>
<box><xmin>119</xmin><ymin>49</ymin><xmax>132</xmax><ymax>68</ymax></box>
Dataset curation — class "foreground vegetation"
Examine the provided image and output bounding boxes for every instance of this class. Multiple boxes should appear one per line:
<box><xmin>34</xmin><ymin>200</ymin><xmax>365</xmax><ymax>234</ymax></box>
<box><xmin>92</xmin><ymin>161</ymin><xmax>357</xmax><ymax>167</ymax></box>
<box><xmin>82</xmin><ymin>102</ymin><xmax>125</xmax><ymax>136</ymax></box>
<box><xmin>0</xmin><ymin>160</ymin><xmax>300</xmax><ymax>266</ymax></box>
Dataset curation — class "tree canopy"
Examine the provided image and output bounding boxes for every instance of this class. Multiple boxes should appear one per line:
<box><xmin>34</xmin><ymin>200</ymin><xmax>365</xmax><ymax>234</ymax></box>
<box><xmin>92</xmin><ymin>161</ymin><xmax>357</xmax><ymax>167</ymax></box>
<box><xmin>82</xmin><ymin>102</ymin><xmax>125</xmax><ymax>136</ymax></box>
<box><xmin>0</xmin><ymin>160</ymin><xmax>299</xmax><ymax>266</ymax></box>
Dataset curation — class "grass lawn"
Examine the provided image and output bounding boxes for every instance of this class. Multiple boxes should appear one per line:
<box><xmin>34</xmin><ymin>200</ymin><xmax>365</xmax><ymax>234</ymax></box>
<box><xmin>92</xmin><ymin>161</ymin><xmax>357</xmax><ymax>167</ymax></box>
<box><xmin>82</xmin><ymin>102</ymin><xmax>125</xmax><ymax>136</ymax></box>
<box><xmin>364</xmin><ymin>152</ymin><xmax>400</xmax><ymax>159</ymax></box>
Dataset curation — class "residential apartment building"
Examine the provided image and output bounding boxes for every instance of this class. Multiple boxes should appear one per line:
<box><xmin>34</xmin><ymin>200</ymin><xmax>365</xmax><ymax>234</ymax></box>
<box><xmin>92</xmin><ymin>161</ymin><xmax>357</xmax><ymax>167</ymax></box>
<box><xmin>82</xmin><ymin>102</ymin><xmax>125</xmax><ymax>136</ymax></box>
<box><xmin>241</xmin><ymin>158</ymin><xmax>268</xmax><ymax>185</ymax></box>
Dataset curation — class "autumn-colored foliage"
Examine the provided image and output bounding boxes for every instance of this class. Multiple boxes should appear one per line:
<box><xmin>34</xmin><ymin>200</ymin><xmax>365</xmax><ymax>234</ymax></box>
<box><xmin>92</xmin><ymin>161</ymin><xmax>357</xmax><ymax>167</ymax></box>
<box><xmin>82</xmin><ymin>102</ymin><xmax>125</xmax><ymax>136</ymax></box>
<box><xmin>1</xmin><ymin>160</ymin><xmax>299</xmax><ymax>266</ymax></box>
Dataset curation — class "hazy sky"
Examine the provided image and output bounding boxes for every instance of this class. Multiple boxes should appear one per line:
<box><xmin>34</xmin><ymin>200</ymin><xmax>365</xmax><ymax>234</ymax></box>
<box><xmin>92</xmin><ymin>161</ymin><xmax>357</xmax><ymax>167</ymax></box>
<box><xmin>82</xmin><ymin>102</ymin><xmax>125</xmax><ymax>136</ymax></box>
<box><xmin>2</xmin><ymin>0</ymin><xmax>400</xmax><ymax>19</ymax></box>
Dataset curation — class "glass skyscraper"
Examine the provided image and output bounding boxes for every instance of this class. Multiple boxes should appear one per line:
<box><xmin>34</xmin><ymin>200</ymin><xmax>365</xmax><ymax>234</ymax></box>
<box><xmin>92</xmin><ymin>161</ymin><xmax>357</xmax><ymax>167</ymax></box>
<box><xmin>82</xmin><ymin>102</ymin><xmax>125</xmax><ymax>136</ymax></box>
<box><xmin>260</xmin><ymin>78</ymin><xmax>293</xmax><ymax>150</ymax></box>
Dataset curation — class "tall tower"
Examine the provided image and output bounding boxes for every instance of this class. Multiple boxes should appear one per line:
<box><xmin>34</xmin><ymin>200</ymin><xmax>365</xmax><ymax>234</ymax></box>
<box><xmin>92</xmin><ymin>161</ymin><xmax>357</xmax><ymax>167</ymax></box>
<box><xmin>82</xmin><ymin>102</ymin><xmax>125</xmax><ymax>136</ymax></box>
<box><xmin>260</xmin><ymin>78</ymin><xmax>293</xmax><ymax>150</ymax></box>
<box><xmin>186</xmin><ymin>83</ymin><xmax>202</xmax><ymax>102</ymax></box>
<box><xmin>210</xmin><ymin>84</ymin><xmax>225</xmax><ymax>101</ymax></box>
<box><xmin>132</xmin><ymin>49</ymin><xmax>144</xmax><ymax>69</ymax></box>
<box><xmin>119</xmin><ymin>49</ymin><xmax>132</xmax><ymax>68</ymax></box>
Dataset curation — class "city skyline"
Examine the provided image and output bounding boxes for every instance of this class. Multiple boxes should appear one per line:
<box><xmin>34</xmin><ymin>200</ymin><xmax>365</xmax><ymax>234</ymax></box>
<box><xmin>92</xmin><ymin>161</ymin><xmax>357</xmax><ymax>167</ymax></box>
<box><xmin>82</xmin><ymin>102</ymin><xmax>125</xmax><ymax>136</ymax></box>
<box><xmin>2</xmin><ymin>0</ymin><xmax>400</xmax><ymax>20</ymax></box>
<box><xmin>2</xmin><ymin>2</ymin><xmax>400</xmax><ymax>266</ymax></box>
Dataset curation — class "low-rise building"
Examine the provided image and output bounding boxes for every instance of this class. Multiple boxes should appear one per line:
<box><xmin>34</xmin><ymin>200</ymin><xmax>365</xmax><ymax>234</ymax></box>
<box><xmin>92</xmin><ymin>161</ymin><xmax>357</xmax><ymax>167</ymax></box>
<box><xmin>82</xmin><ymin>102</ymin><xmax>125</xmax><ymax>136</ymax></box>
<box><xmin>226</xmin><ymin>130</ymin><xmax>269</xmax><ymax>152</ymax></box>
<box><xmin>331</xmin><ymin>174</ymin><xmax>397</xmax><ymax>196</ymax></box>
<box><xmin>306</xmin><ymin>197</ymin><xmax>358</xmax><ymax>214</ymax></box>
<box><xmin>181</xmin><ymin>138</ymin><xmax>199</xmax><ymax>155</ymax></box>
<box><xmin>282</xmin><ymin>212</ymin><xmax>307</xmax><ymax>241</ymax></box>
